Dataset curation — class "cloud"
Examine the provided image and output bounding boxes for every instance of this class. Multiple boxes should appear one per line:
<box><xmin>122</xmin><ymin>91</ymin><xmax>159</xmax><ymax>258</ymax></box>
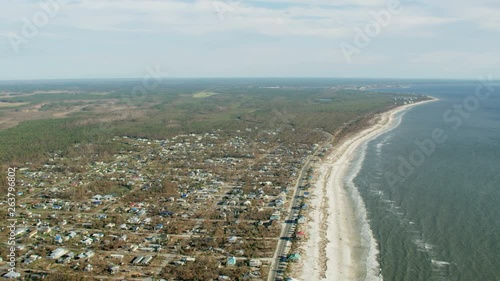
<box><xmin>1</xmin><ymin>0</ymin><xmax>499</xmax><ymax>79</ymax></box>
<box><xmin>0</xmin><ymin>0</ymin><xmax>467</xmax><ymax>39</ymax></box>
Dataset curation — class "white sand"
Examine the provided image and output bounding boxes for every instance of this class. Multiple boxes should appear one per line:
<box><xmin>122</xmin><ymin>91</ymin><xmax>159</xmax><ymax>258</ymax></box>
<box><xmin>294</xmin><ymin>100</ymin><xmax>435</xmax><ymax>281</ymax></box>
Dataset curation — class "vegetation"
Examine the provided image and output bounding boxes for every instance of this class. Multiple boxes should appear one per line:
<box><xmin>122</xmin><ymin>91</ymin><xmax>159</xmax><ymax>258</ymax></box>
<box><xmin>0</xmin><ymin>79</ymin><xmax>425</xmax><ymax>164</ymax></box>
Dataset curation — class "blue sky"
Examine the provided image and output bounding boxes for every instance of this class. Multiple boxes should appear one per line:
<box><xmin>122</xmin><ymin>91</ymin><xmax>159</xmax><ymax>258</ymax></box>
<box><xmin>1</xmin><ymin>0</ymin><xmax>499</xmax><ymax>80</ymax></box>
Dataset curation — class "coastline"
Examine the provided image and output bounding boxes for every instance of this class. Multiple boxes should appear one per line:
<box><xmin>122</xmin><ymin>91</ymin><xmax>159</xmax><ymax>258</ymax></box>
<box><xmin>291</xmin><ymin>98</ymin><xmax>436</xmax><ymax>281</ymax></box>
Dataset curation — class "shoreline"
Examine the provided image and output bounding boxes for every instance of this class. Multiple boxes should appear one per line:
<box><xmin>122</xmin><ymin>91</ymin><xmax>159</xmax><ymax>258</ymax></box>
<box><xmin>291</xmin><ymin>98</ymin><xmax>437</xmax><ymax>281</ymax></box>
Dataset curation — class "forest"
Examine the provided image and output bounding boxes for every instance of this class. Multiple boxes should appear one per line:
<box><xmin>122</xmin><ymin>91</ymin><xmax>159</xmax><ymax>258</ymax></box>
<box><xmin>0</xmin><ymin>79</ymin><xmax>425</xmax><ymax>164</ymax></box>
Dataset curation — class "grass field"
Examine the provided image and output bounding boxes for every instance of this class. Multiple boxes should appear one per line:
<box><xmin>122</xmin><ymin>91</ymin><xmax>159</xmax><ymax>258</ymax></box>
<box><xmin>0</xmin><ymin>102</ymin><xmax>28</xmax><ymax>107</ymax></box>
<box><xmin>193</xmin><ymin>91</ymin><xmax>219</xmax><ymax>98</ymax></box>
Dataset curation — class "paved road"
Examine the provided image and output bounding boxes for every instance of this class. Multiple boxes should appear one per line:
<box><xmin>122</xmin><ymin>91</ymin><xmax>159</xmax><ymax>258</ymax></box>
<box><xmin>267</xmin><ymin>131</ymin><xmax>333</xmax><ymax>281</ymax></box>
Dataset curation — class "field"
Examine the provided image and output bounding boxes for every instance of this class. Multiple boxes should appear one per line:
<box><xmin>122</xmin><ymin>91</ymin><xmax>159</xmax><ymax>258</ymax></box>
<box><xmin>193</xmin><ymin>91</ymin><xmax>219</xmax><ymax>98</ymax></box>
<box><xmin>0</xmin><ymin>102</ymin><xmax>28</xmax><ymax>108</ymax></box>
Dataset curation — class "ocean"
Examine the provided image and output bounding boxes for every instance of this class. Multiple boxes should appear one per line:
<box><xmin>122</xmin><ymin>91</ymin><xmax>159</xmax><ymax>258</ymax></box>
<box><xmin>352</xmin><ymin>81</ymin><xmax>500</xmax><ymax>281</ymax></box>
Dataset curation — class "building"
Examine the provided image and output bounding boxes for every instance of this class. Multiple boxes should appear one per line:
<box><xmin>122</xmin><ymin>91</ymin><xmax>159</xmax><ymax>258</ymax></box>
<box><xmin>50</xmin><ymin>248</ymin><xmax>68</xmax><ymax>260</ymax></box>
<box><xmin>226</xmin><ymin>256</ymin><xmax>237</xmax><ymax>266</ymax></box>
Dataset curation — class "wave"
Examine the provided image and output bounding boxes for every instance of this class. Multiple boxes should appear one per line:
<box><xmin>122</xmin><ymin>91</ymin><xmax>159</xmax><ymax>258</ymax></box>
<box><xmin>345</xmin><ymin>141</ymin><xmax>383</xmax><ymax>281</ymax></box>
<box><xmin>343</xmin><ymin>108</ymin><xmax>414</xmax><ymax>281</ymax></box>
<box><xmin>355</xmin><ymin>107</ymin><xmax>453</xmax><ymax>281</ymax></box>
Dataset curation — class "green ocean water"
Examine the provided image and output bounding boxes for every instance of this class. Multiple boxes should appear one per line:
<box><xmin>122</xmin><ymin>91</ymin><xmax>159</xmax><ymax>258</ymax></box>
<box><xmin>353</xmin><ymin>82</ymin><xmax>500</xmax><ymax>281</ymax></box>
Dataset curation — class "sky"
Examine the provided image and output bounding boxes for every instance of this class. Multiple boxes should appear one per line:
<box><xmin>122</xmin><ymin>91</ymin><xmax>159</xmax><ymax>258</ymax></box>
<box><xmin>0</xmin><ymin>0</ymin><xmax>499</xmax><ymax>80</ymax></box>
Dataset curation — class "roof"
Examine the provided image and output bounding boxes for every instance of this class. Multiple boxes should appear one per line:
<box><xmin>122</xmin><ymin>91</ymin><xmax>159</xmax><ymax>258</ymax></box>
<box><xmin>3</xmin><ymin>271</ymin><xmax>21</xmax><ymax>278</ymax></box>
<box><xmin>226</xmin><ymin>256</ymin><xmax>237</xmax><ymax>265</ymax></box>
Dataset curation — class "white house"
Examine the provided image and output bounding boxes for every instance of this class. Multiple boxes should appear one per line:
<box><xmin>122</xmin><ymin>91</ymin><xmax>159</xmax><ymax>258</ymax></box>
<box><xmin>3</xmin><ymin>271</ymin><xmax>21</xmax><ymax>279</ymax></box>
<box><xmin>249</xmin><ymin>259</ymin><xmax>262</xmax><ymax>267</ymax></box>
<box><xmin>50</xmin><ymin>248</ymin><xmax>68</xmax><ymax>259</ymax></box>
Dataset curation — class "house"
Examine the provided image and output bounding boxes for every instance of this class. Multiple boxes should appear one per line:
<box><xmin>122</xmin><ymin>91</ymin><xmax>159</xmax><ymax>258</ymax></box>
<box><xmin>248</xmin><ymin>259</ymin><xmax>262</xmax><ymax>267</ymax></box>
<box><xmin>92</xmin><ymin>233</ymin><xmax>104</xmax><ymax>240</ymax></box>
<box><xmin>287</xmin><ymin>253</ymin><xmax>301</xmax><ymax>262</ymax></box>
<box><xmin>85</xmin><ymin>251</ymin><xmax>95</xmax><ymax>258</ymax></box>
<box><xmin>128</xmin><ymin>216</ymin><xmax>140</xmax><ymax>224</ymax></box>
<box><xmin>14</xmin><ymin>228</ymin><xmax>28</xmax><ymax>236</ymax></box>
<box><xmin>2</xmin><ymin>271</ymin><xmax>21</xmax><ymax>279</ymax></box>
<box><xmin>138</xmin><ymin>247</ymin><xmax>155</xmax><ymax>252</ymax></box>
<box><xmin>108</xmin><ymin>264</ymin><xmax>120</xmax><ymax>274</ymax></box>
<box><xmin>270</xmin><ymin>212</ymin><xmax>281</xmax><ymax>221</ymax></box>
<box><xmin>141</xmin><ymin>256</ymin><xmax>153</xmax><ymax>265</ymax></box>
<box><xmin>295</xmin><ymin>231</ymin><xmax>306</xmax><ymax>240</ymax></box>
<box><xmin>81</xmin><ymin>237</ymin><xmax>93</xmax><ymax>246</ymax></box>
<box><xmin>181</xmin><ymin>257</ymin><xmax>196</xmax><ymax>262</ymax></box>
<box><xmin>54</xmin><ymin>235</ymin><xmax>63</xmax><ymax>244</ymax></box>
<box><xmin>297</xmin><ymin>215</ymin><xmax>306</xmax><ymax>224</ymax></box>
<box><xmin>132</xmin><ymin>256</ymin><xmax>144</xmax><ymax>264</ymax></box>
<box><xmin>78</xmin><ymin>250</ymin><xmax>95</xmax><ymax>259</ymax></box>
<box><xmin>23</xmin><ymin>254</ymin><xmax>40</xmax><ymax>265</ymax></box>
<box><xmin>275</xmin><ymin>199</ymin><xmax>285</xmax><ymax>207</ymax></box>
<box><xmin>50</xmin><ymin>248</ymin><xmax>68</xmax><ymax>259</ymax></box>
<box><xmin>244</xmin><ymin>271</ymin><xmax>262</xmax><ymax>279</ymax></box>
<box><xmin>27</xmin><ymin>229</ymin><xmax>37</xmax><ymax>238</ymax></box>
<box><xmin>226</xmin><ymin>256</ymin><xmax>237</xmax><ymax>266</ymax></box>
<box><xmin>159</xmin><ymin>211</ymin><xmax>174</xmax><ymax>217</ymax></box>
<box><xmin>227</xmin><ymin>236</ymin><xmax>238</xmax><ymax>243</ymax></box>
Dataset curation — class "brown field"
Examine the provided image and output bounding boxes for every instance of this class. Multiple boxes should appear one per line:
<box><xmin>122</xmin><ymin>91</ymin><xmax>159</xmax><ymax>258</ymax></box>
<box><xmin>0</xmin><ymin>90</ymin><xmax>111</xmax><ymax>98</ymax></box>
<box><xmin>0</xmin><ymin>102</ymin><xmax>28</xmax><ymax>107</ymax></box>
<box><xmin>0</xmin><ymin>99</ymin><xmax>130</xmax><ymax>130</ymax></box>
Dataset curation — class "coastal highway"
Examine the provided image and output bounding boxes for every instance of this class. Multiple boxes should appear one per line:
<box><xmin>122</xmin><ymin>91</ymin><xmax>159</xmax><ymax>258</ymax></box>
<box><xmin>267</xmin><ymin>130</ymin><xmax>333</xmax><ymax>281</ymax></box>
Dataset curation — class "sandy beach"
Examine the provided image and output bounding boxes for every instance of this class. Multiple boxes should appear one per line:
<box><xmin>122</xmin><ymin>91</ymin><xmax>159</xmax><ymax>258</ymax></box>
<box><xmin>293</xmin><ymin>99</ymin><xmax>436</xmax><ymax>281</ymax></box>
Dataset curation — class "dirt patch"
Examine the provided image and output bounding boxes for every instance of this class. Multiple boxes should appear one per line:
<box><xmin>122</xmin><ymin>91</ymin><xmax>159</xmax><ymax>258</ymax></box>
<box><xmin>193</xmin><ymin>91</ymin><xmax>219</xmax><ymax>98</ymax></box>
<box><xmin>0</xmin><ymin>102</ymin><xmax>28</xmax><ymax>108</ymax></box>
<box><xmin>0</xmin><ymin>100</ymin><xmax>121</xmax><ymax>131</ymax></box>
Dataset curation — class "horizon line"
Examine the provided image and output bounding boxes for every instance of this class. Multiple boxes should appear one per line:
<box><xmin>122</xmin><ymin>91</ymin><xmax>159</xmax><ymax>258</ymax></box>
<box><xmin>0</xmin><ymin>76</ymin><xmax>496</xmax><ymax>83</ymax></box>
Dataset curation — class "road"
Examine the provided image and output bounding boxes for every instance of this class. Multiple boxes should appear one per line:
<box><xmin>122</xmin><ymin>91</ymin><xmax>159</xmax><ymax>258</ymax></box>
<box><xmin>267</xmin><ymin>130</ymin><xmax>333</xmax><ymax>281</ymax></box>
